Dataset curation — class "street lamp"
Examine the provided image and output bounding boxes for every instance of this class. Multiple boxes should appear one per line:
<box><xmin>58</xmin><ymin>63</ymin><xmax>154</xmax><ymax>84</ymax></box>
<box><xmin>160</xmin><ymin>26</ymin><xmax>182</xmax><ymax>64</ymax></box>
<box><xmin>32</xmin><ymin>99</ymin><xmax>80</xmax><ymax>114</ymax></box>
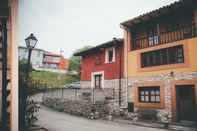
<box><xmin>25</xmin><ymin>33</ymin><xmax>38</xmax><ymax>67</ymax></box>
<box><xmin>21</xmin><ymin>33</ymin><xmax>38</xmax><ymax>131</ymax></box>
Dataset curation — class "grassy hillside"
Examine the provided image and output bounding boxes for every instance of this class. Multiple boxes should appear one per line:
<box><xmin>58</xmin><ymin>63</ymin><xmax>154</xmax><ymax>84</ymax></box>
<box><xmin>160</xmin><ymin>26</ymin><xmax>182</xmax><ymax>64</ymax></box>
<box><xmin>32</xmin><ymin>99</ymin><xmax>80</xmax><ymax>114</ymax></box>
<box><xmin>29</xmin><ymin>70</ymin><xmax>79</xmax><ymax>88</ymax></box>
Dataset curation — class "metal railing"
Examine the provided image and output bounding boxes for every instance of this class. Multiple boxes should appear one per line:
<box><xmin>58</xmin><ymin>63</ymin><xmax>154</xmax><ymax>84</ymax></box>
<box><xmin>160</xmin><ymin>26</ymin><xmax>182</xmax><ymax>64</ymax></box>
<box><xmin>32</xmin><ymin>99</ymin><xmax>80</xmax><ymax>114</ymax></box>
<box><xmin>42</xmin><ymin>88</ymin><xmax>115</xmax><ymax>103</ymax></box>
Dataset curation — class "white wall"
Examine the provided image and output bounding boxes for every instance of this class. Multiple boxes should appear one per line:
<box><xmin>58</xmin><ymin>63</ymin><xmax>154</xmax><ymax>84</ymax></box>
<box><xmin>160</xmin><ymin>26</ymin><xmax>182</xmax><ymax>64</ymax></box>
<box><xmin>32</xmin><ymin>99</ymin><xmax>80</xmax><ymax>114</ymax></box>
<box><xmin>19</xmin><ymin>47</ymin><xmax>45</xmax><ymax>68</ymax></box>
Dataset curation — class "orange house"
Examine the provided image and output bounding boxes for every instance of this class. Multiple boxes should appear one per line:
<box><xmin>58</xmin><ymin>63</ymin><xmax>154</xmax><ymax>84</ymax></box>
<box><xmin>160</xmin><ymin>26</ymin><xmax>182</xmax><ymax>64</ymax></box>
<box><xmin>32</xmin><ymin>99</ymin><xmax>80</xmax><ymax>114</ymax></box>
<box><xmin>1</xmin><ymin>0</ymin><xmax>19</xmax><ymax>130</ymax></box>
<box><xmin>121</xmin><ymin>0</ymin><xmax>197</xmax><ymax>122</ymax></box>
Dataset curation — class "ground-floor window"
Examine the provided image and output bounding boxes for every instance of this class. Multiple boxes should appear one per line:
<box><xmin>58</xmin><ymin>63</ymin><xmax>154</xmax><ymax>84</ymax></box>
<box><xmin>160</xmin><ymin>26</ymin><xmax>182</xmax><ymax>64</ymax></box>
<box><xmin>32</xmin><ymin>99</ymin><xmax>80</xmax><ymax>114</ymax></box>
<box><xmin>91</xmin><ymin>71</ymin><xmax>104</xmax><ymax>89</ymax></box>
<box><xmin>139</xmin><ymin>86</ymin><xmax>160</xmax><ymax>103</ymax></box>
<box><xmin>94</xmin><ymin>74</ymin><xmax>102</xmax><ymax>89</ymax></box>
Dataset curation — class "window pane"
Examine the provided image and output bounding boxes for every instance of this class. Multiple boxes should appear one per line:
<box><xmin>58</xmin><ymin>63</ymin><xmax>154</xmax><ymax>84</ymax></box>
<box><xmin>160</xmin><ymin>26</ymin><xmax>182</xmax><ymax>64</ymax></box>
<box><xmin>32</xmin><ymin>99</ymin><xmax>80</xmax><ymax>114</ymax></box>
<box><xmin>151</xmin><ymin>96</ymin><xmax>156</xmax><ymax>102</ymax></box>
<box><xmin>151</xmin><ymin>91</ymin><xmax>155</xmax><ymax>95</ymax></box>
<box><xmin>141</xmin><ymin>91</ymin><xmax>145</xmax><ymax>95</ymax></box>
<box><xmin>141</xmin><ymin>45</ymin><xmax>184</xmax><ymax>67</ymax></box>
<box><xmin>156</xmin><ymin>90</ymin><xmax>160</xmax><ymax>95</ymax></box>
<box><xmin>154</xmin><ymin>36</ymin><xmax>159</xmax><ymax>45</ymax></box>
<box><xmin>108</xmin><ymin>50</ymin><xmax>113</xmax><ymax>62</ymax></box>
<box><xmin>156</xmin><ymin>96</ymin><xmax>160</xmax><ymax>102</ymax></box>
<box><xmin>145</xmin><ymin>91</ymin><xmax>149</xmax><ymax>95</ymax></box>
<box><xmin>145</xmin><ymin>96</ymin><xmax>149</xmax><ymax>102</ymax></box>
<box><xmin>149</xmin><ymin>37</ymin><xmax>154</xmax><ymax>46</ymax></box>
<box><xmin>141</xmin><ymin>96</ymin><xmax>145</xmax><ymax>101</ymax></box>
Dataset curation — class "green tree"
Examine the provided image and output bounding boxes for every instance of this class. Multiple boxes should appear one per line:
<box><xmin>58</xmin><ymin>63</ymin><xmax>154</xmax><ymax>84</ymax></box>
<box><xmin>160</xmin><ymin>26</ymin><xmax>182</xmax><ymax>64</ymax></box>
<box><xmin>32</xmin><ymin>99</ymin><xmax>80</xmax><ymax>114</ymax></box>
<box><xmin>19</xmin><ymin>60</ymin><xmax>40</xmax><ymax>128</ymax></box>
<box><xmin>69</xmin><ymin>46</ymin><xmax>92</xmax><ymax>72</ymax></box>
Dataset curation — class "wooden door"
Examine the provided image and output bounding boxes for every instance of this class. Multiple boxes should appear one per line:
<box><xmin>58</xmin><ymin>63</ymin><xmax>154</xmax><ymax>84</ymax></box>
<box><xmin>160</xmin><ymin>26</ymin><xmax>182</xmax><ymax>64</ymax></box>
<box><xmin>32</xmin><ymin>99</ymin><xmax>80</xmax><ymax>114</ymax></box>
<box><xmin>176</xmin><ymin>85</ymin><xmax>197</xmax><ymax>121</ymax></box>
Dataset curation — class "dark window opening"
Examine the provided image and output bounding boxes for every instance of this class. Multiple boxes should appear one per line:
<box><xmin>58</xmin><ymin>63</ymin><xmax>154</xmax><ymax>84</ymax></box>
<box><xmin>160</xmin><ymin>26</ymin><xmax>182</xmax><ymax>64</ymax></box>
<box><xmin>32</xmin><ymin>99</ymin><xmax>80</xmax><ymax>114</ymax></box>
<box><xmin>95</xmin><ymin>74</ymin><xmax>102</xmax><ymax>89</ymax></box>
<box><xmin>108</xmin><ymin>50</ymin><xmax>113</xmax><ymax>63</ymax></box>
<box><xmin>141</xmin><ymin>45</ymin><xmax>184</xmax><ymax>68</ymax></box>
<box><xmin>139</xmin><ymin>86</ymin><xmax>160</xmax><ymax>103</ymax></box>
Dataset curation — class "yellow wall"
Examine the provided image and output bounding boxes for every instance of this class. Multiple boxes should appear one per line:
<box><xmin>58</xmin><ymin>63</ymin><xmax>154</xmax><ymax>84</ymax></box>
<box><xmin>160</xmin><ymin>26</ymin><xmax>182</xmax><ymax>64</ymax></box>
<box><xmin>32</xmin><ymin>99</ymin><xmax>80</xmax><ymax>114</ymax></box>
<box><xmin>127</xmin><ymin>37</ymin><xmax>197</xmax><ymax>76</ymax></box>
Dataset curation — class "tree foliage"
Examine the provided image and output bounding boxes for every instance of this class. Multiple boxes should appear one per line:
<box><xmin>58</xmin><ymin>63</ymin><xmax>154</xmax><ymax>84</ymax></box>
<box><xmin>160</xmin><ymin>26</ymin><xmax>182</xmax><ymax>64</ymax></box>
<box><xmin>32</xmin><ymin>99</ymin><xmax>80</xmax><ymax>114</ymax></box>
<box><xmin>69</xmin><ymin>46</ymin><xmax>92</xmax><ymax>72</ymax></box>
<box><xmin>19</xmin><ymin>60</ymin><xmax>39</xmax><ymax>128</ymax></box>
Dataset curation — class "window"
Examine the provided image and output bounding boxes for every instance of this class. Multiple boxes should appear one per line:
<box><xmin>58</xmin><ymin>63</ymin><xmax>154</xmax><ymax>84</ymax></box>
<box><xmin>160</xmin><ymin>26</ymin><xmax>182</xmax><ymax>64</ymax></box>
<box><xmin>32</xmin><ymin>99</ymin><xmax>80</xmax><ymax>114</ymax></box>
<box><xmin>149</xmin><ymin>36</ymin><xmax>159</xmax><ymax>46</ymax></box>
<box><xmin>148</xmin><ymin>25</ymin><xmax>159</xmax><ymax>46</ymax></box>
<box><xmin>141</xmin><ymin>45</ymin><xmax>184</xmax><ymax>67</ymax></box>
<box><xmin>139</xmin><ymin>86</ymin><xmax>160</xmax><ymax>103</ymax></box>
<box><xmin>108</xmin><ymin>50</ymin><xmax>113</xmax><ymax>62</ymax></box>
<box><xmin>94</xmin><ymin>74</ymin><xmax>102</xmax><ymax>89</ymax></box>
<box><xmin>105</xmin><ymin>47</ymin><xmax>115</xmax><ymax>63</ymax></box>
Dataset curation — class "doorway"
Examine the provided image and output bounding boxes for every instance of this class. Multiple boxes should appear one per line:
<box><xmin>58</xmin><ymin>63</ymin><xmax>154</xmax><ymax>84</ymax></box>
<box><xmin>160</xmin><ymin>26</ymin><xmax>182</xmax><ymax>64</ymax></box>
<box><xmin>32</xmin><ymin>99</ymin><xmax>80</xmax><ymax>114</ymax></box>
<box><xmin>176</xmin><ymin>85</ymin><xmax>197</xmax><ymax>122</ymax></box>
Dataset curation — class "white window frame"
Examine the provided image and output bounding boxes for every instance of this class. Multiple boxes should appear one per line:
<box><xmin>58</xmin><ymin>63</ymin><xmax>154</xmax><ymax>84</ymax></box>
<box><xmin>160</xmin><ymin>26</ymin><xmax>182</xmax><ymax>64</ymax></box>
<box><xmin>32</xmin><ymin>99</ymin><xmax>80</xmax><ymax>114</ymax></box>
<box><xmin>91</xmin><ymin>71</ymin><xmax>104</xmax><ymax>89</ymax></box>
<box><xmin>105</xmin><ymin>47</ymin><xmax>115</xmax><ymax>63</ymax></box>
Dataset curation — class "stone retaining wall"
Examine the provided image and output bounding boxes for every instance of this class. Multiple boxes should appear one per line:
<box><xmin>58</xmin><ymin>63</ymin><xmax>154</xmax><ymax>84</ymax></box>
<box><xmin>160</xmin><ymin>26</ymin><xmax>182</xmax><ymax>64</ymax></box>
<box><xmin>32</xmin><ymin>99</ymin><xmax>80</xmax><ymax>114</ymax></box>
<box><xmin>80</xmin><ymin>79</ymin><xmax>128</xmax><ymax>111</ymax></box>
<box><xmin>43</xmin><ymin>97</ymin><xmax>116</xmax><ymax>119</ymax></box>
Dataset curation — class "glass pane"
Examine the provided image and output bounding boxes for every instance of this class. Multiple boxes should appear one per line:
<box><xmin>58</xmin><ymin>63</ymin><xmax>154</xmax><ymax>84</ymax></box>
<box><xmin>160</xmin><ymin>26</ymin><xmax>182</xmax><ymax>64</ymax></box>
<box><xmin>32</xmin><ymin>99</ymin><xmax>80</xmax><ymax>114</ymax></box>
<box><xmin>156</xmin><ymin>96</ymin><xmax>160</xmax><ymax>102</ymax></box>
<box><xmin>141</xmin><ymin>96</ymin><xmax>145</xmax><ymax>101</ymax></box>
<box><xmin>149</xmin><ymin>37</ymin><xmax>154</xmax><ymax>46</ymax></box>
<box><xmin>154</xmin><ymin>36</ymin><xmax>159</xmax><ymax>44</ymax></box>
<box><xmin>108</xmin><ymin>50</ymin><xmax>113</xmax><ymax>62</ymax></box>
<box><xmin>151</xmin><ymin>96</ymin><xmax>155</xmax><ymax>102</ymax></box>
<box><xmin>156</xmin><ymin>90</ymin><xmax>160</xmax><ymax>95</ymax></box>
<box><xmin>145</xmin><ymin>91</ymin><xmax>149</xmax><ymax>95</ymax></box>
<box><xmin>141</xmin><ymin>91</ymin><xmax>145</xmax><ymax>95</ymax></box>
<box><xmin>145</xmin><ymin>96</ymin><xmax>149</xmax><ymax>102</ymax></box>
<box><xmin>151</xmin><ymin>91</ymin><xmax>155</xmax><ymax>95</ymax></box>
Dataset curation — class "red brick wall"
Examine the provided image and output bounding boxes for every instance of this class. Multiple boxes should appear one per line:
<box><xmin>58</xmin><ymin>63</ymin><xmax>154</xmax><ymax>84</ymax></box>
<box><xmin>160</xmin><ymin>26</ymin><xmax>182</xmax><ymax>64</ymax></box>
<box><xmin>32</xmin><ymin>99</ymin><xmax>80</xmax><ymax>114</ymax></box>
<box><xmin>80</xmin><ymin>46</ymin><xmax>124</xmax><ymax>81</ymax></box>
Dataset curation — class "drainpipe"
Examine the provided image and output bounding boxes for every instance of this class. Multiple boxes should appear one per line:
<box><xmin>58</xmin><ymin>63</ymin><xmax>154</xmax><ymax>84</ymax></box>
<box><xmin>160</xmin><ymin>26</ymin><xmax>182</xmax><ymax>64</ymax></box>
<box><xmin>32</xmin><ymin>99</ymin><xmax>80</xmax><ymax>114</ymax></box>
<box><xmin>118</xmin><ymin>39</ymin><xmax>122</xmax><ymax>107</ymax></box>
<box><xmin>113</xmin><ymin>38</ymin><xmax>122</xmax><ymax>107</ymax></box>
<box><xmin>119</xmin><ymin>45</ymin><xmax>122</xmax><ymax>107</ymax></box>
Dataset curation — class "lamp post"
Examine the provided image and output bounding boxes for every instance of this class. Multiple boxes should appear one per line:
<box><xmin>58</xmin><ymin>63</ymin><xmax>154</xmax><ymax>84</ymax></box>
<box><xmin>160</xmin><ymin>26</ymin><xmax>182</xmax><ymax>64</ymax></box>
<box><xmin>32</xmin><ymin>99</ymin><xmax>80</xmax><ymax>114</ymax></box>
<box><xmin>21</xmin><ymin>33</ymin><xmax>38</xmax><ymax>131</ymax></box>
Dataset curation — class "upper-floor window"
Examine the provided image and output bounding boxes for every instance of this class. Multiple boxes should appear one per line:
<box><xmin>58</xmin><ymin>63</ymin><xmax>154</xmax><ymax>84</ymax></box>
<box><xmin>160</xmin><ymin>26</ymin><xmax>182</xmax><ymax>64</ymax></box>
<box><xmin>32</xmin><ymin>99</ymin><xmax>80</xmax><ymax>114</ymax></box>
<box><xmin>148</xmin><ymin>25</ymin><xmax>159</xmax><ymax>46</ymax></box>
<box><xmin>141</xmin><ymin>45</ymin><xmax>184</xmax><ymax>68</ymax></box>
<box><xmin>105</xmin><ymin>47</ymin><xmax>115</xmax><ymax>63</ymax></box>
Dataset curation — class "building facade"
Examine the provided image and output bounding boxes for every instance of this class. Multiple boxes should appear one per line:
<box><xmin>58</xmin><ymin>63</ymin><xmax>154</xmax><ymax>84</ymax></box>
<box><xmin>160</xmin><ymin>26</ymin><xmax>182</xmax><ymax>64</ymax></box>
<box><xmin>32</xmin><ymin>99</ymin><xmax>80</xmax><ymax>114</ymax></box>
<box><xmin>121</xmin><ymin>0</ymin><xmax>197</xmax><ymax>122</ymax></box>
<box><xmin>18</xmin><ymin>47</ymin><xmax>69</xmax><ymax>73</ymax></box>
<box><xmin>0</xmin><ymin>0</ymin><xmax>19</xmax><ymax>130</ymax></box>
<box><xmin>41</xmin><ymin>52</ymin><xmax>69</xmax><ymax>73</ymax></box>
<box><xmin>19</xmin><ymin>46</ymin><xmax>45</xmax><ymax>69</ymax></box>
<box><xmin>75</xmin><ymin>38</ymin><xmax>124</xmax><ymax>106</ymax></box>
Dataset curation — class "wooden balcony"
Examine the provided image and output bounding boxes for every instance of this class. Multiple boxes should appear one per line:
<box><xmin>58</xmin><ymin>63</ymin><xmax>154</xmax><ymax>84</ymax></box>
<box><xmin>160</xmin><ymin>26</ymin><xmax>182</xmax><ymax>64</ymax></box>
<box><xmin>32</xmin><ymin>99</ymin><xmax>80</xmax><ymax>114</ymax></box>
<box><xmin>132</xmin><ymin>24</ymin><xmax>197</xmax><ymax>50</ymax></box>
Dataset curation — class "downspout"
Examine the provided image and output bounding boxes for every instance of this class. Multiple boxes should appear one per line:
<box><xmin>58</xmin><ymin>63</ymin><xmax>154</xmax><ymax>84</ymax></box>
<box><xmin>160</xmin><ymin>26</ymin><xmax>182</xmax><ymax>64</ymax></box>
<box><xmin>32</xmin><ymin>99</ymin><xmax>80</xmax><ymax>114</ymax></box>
<box><xmin>113</xmin><ymin>38</ymin><xmax>122</xmax><ymax>107</ymax></box>
<box><xmin>118</xmin><ymin>43</ymin><xmax>122</xmax><ymax>107</ymax></box>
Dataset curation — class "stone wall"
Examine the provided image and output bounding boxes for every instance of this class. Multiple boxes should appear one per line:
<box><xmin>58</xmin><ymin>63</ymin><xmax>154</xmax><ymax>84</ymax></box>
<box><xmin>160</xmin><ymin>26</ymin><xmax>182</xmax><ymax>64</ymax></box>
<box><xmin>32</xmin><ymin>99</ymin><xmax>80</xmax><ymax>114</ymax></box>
<box><xmin>43</xmin><ymin>97</ymin><xmax>116</xmax><ymax>119</ymax></box>
<box><xmin>80</xmin><ymin>81</ymin><xmax>91</xmax><ymax>88</ymax></box>
<box><xmin>127</xmin><ymin>71</ymin><xmax>197</xmax><ymax>121</ymax></box>
<box><xmin>80</xmin><ymin>79</ymin><xmax>128</xmax><ymax>111</ymax></box>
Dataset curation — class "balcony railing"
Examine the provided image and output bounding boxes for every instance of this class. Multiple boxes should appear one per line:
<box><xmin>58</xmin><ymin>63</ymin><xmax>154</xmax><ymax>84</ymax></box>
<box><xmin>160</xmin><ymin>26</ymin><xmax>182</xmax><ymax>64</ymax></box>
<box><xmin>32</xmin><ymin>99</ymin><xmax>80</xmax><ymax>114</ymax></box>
<box><xmin>132</xmin><ymin>24</ymin><xmax>197</xmax><ymax>50</ymax></box>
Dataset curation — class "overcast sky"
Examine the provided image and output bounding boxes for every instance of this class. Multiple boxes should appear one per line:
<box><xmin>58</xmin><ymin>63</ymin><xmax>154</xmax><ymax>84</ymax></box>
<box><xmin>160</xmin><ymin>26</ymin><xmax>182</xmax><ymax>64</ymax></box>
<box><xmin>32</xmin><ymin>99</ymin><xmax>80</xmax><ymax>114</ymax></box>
<box><xmin>19</xmin><ymin>0</ymin><xmax>178</xmax><ymax>58</ymax></box>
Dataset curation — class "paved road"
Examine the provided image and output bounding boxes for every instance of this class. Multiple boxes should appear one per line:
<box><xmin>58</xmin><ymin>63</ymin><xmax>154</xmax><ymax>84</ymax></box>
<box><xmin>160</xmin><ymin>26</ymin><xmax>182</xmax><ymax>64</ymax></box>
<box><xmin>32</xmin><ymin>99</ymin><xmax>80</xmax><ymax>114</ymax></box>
<box><xmin>36</xmin><ymin>106</ymin><xmax>166</xmax><ymax>131</ymax></box>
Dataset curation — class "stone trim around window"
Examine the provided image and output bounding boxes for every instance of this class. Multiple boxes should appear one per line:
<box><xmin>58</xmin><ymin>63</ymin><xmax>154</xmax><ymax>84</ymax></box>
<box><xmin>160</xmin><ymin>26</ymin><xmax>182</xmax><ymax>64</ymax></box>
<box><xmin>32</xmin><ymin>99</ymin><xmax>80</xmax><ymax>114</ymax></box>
<box><xmin>133</xmin><ymin>81</ymin><xmax>165</xmax><ymax>109</ymax></box>
<box><xmin>91</xmin><ymin>71</ymin><xmax>104</xmax><ymax>89</ymax></box>
<box><xmin>136</xmin><ymin>42</ymin><xmax>189</xmax><ymax>72</ymax></box>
